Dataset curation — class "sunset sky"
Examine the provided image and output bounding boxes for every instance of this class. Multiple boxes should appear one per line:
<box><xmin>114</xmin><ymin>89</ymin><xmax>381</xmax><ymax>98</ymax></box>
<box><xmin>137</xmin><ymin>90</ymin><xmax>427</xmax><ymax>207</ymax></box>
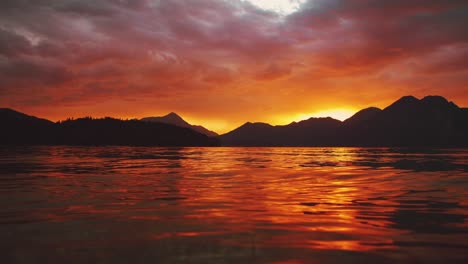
<box><xmin>1</xmin><ymin>0</ymin><xmax>467</xmax><ymax>133</ymax></box>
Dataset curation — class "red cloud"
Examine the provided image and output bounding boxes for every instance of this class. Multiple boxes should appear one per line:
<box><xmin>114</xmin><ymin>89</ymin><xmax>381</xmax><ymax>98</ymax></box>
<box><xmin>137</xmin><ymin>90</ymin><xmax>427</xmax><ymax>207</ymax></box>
<box><xmin>0</xmin><ymin>0</ymin><xmax>466</xmax><ymax>130</ymax></box>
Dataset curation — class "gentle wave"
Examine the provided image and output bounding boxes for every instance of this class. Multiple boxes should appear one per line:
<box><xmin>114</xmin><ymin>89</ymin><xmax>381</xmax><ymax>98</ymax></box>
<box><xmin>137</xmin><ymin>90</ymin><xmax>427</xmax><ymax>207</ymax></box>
<box><xmin>0</xmin><ymin>147</ymin><xmax>467</xmax><ymax>263</ymax></box>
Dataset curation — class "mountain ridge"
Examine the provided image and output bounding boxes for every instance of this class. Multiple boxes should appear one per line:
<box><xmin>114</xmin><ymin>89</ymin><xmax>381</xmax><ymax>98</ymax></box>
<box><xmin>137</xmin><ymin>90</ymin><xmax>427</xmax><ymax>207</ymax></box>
<box><xmin>0</xmin><ymin>110</ymin><xmax>219</xmax><ymax>146</ymax></box>
<box><xmin>141</xmin><ymin>112</ymin><xmax>218</xmax><ymax>137</ymax></box>
<box><xmin>220</xmin><ymin>95</ymin><xmax>467</xmax><ymax>147</ymax></box>
<box><xmin>1</xmin><ymin>95</ymin><xmax>466</xmax><ymax>147</ymax></box>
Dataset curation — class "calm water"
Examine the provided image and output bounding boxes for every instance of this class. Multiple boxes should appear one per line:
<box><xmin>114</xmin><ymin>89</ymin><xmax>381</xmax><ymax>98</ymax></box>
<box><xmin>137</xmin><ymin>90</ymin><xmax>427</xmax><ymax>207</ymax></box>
<box><xmin>0</xmin><ymin>147</ymin><xmax>467</xmax><ymax>263</ymax></box>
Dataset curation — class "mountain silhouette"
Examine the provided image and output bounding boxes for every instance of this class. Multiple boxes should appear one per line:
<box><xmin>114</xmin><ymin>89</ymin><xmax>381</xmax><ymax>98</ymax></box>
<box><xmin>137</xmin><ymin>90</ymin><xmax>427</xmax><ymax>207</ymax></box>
<box><xmin>0</xmin><ymin>109</ymin><xmax>218</xmax><ymax>146</ymax></box>
<box><xmin>341</xmin><ymin>95</ymin><xmax>466</xmax><ymax>146</ymax></box>
<box><xmin>0</xmin><ymin>108</ymin><xmax>55</xmax><ymax>145</ymax></box>
<box><xmin>343</xmin><ymin>107</ymin><xmax>382</xmax><ymax>126</ymax></box>
<box><xmin>141</xmin><ymin>112</ymin><xmax>218</xmax><ymax>137</ymax></box>
<box><xmin>1</xmin><ymin>95</ymin><xmax>466</xmax><ymax>147</ymax></box>
<box><xmin>221</xmin><ymin>117</ymin><xmax>342</xmax><ymax>146</ymax></box>
<box><xmin>220</xmin><ymin>95</ymin><xmax>468</xmax><ymax>147</ymax></box>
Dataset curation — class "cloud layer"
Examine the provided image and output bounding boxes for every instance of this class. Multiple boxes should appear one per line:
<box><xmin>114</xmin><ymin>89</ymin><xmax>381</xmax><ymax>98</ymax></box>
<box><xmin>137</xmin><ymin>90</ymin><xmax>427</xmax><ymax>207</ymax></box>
<box><xmin>1</xmin><ymin>0</ymin><xmax>467</xmax><ymax>132</ymax></box>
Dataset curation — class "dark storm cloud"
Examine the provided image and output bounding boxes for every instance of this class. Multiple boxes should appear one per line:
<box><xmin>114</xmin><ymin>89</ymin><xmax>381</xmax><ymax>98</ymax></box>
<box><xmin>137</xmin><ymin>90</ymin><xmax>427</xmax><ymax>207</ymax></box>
<box><xmin>0</xmin><ymin>0</ymin><xmax>467</xmax><ymax>121</ymax></box>
<box><xmin>288</xmin><ymin>0</ymin><xmax>468</xmax><ymax>75</ymax></box>
<box><xmin>0</xmin><ymin>28</ymin><xmax>33</xmax><ymax>57</ymax></box>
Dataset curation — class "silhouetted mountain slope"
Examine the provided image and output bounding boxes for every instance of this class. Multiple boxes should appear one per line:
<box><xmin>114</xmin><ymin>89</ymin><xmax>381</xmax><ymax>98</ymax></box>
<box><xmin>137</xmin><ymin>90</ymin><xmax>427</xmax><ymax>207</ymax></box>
<box><xmin>55</xmin><ymin>118</ymin><xmax>218</xmax><ymax>146</ymax></box>
<box><xmin>220</xmin><ymin>96</ymin><xmax>468</xmax><ymax>147</ymax></box>
<box><xmin>142</xmin><ymin>112</ymin><xmax>190</xmax><ymax>127</ymax></box>
<box><xmin>190</xmin><ymin>125</ymin><xmax>218</xmax><ymax>137</ymax></box>
<box><xmin>1</xmin><ymin>95</ymin><xmax>466</xmax><ymax>147</ymax></box>
<box><xmin>0</xmin><ymin>108</ymin><xmax>55</xmax><ymax>145</ymax></box>
<box><xmin>221</xmin><ymin>118</ymin><xmax>342</xmax><ymax>146</ymax></box>
<box><xmin>141</xmin><ymin>112</ymin><xmax>218</xmax><ymax>137</ymax></box>
<box><xmin>221</xmin><ymin>122</ymin><xmax>277</xmax><ymax>146</ymax></box>
<box><xmin>0</xmin><ymin>110</ymin><xmax>219</xmax><ymax>146</ymax></box>
<box><xmin>344</xmin><ymin>107</ymin><xmax>382</xmax><ymax>126</ymax></box>
<box><xmin>344</xmin><ymin>95</ymin><xmax>465</xmax><ymax>146</ymax></box>
<box><xmin>0</xmin><ymin>108</ymin><xmax>53</xmax><ymax>125</ymax></box>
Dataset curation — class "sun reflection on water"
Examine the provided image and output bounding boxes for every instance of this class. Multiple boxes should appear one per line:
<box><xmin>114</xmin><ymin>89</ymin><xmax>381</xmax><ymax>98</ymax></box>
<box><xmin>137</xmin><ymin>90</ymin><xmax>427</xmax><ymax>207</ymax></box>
<box><xmin>0</xmin><ymin>147</ymin><xmax>467</xmax><ymax>263</ymax></box>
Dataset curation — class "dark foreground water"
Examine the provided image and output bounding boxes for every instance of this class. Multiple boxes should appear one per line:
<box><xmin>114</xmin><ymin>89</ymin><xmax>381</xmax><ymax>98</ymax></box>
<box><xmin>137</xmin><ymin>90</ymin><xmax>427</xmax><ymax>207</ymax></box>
<box><xmin>0</xmin><ymin>147</ymin><xmax>467</xmax><ymax>264</ymax></box>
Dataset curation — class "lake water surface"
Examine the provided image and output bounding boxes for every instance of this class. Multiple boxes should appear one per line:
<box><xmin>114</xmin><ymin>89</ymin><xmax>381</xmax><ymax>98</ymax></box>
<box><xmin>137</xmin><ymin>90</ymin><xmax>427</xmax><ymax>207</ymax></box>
<box><xmin>1</xmin><ymin>147</ymin><xmax>467</xmax><ymax>263</ymax></box>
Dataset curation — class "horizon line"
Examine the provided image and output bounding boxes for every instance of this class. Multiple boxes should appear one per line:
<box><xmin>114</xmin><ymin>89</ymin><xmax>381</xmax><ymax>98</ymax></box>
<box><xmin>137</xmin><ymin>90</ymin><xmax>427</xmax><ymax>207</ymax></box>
<box><xmin>2</xmin><ymin>95</ymin><xmax>464</xmax><ymax>134</ymax></box>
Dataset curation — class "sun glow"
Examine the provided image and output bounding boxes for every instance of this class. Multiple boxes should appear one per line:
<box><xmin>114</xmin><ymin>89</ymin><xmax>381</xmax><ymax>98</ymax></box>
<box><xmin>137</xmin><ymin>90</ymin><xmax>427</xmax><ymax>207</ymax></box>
<box><xmin>242</xmin><ymin>0</ymin><xmax>306</xmax><ymax>15</ymax></box>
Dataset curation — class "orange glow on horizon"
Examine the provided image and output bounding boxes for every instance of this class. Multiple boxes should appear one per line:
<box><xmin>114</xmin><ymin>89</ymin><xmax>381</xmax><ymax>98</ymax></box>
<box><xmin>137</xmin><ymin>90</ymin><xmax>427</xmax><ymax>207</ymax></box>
<box><xmin>292</xmin><ymin>109</ymin><xmax>357</xmax><ymax>122</ymax></box>
<box><xmin>0</xmin><ymin>0</ymin><xmax>467</xmax><ymax>135</ymax></box>
<box><xmin>26</xmin><ymin>105</ymin><xmax>361</xmax><ymax>134</ymax></box>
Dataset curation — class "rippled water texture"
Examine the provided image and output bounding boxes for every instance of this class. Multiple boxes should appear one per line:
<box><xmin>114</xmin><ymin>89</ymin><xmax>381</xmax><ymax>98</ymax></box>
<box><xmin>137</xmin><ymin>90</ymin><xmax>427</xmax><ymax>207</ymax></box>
<box><xmin>1</xmin><ymin>147</ymin><xmax>467</xmax><ymax>263</ymax></box>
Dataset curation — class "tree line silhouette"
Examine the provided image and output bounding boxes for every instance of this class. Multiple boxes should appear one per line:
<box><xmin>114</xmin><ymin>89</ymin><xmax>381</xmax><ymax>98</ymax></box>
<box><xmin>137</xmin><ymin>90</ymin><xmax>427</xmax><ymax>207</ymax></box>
<box><xmin>1</xmin><ymin>96</ymin><xmax>467</xmax><ymax>147</ymax></box>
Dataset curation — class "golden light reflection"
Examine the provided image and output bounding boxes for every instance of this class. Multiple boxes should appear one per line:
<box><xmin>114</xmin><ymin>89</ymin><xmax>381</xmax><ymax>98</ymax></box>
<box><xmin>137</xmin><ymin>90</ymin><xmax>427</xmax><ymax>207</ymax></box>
<box><xmin>21</xmin><ymin>146</ymin><xmax>468</xmax><ymax>261</ymax></box>
<box><xmin>307</xmin><ymin>240</ymin><xmax>395</xmax><ymax>251</ymax></box>
<box><xmin>170</xmin><ymin>147</ymin><xmax>404</xmax><ymax>253</ymax></box>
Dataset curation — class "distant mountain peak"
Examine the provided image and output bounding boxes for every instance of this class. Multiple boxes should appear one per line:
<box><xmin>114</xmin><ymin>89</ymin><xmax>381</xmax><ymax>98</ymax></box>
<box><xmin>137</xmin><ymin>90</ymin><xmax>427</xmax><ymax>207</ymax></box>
<box><xmin>422</xmin><ymin>95</ymin><xmax>448</xmax><ymax>103</ymax></box>
<box><xmin>0</xmin><ymin>108</ymin><xmax>24</xmax><ymax>115</ymax></box>
<box><xmin>305</xmin><ymin>116</ymin><xmax>339</xmax><ymax>121</ymax></box>
<box><xmin>1</xmin><ymin>94</ymin><xmax>467</xmax><ymax>147</ymax></box>
<box><xmin>384</xmin><ymin>95</ymin><xmax>420</xmax><ymax>112</ymax></box>
<box><xmin>384</xmin><ymin>95</ymin><xmax>459</xmax><ymax>113</ymax></box>
<box><xmin>421</xmin><ymin>95</ymin><xmax>458</xmax><ymax>108</ymax></box>
<box><xmin>358</xmin><ymin>107</ymin><xmax>382</xmax><ymax>113</ymax></box>
<box><xmin>295</xmin><ymin>116</ymin><xmax>341</xmax><ymax>125</ymax></box>
<box><xmin>291</xmin><ymin>116</ymin><xmax>342</xmax><ymax>129</ymax></box>
<box><xmin>220</xmin><ymin>94</ymin><xmax>467</xmax><ymax>147</ymax></box>
<box><xmin>401</xmin><ymin>95</ymin><xmax>418</xmax><ymax>100</ymax></box>
<box><xmin>396</xmin><ymin>95</ymin><xmax>419</xmax><ymax>104</ymax></box>
<box><xmin>141</xmin><ymin>112</ymin><xmax>218</xmax><ymax>137</ymax></box>
<box><xmin>344</xmin><ymin>107</ymin><xmax>382</xmax><ymax>125</ymax></box>
<box><xmin>0</xmin><ymin>108</ymin><xmax>53</xmax><ymax>124</ymax></box>
<box><xmin>235</xmin><ymin>122</ymin><xmax>273</xmax><ymax>131</ymax></box>
<box><xmin>164</xmin><ymin>112</ymin><xmax>181</xmax><ymax>118</ymax></box>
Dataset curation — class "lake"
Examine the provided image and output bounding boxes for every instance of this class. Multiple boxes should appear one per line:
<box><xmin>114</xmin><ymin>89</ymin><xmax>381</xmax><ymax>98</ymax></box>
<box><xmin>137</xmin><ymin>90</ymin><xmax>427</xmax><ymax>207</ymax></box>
<box><xmin>1</xmin><ymin>147</ymin><xmax>467</xmax><ymax>263</ymax></box>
